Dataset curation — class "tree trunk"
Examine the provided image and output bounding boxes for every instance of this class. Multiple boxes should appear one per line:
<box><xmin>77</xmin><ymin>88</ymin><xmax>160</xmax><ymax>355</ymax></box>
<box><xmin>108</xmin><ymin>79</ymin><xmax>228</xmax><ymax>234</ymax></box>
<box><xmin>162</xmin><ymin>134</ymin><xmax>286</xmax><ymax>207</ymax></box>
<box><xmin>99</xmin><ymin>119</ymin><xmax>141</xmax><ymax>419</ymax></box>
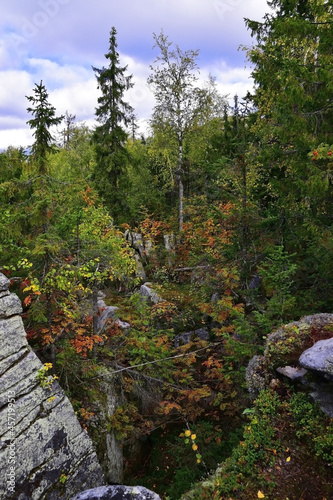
<box><xmin>178</xmin><ymin>175</ymin><xmax>184</xmax><ymax>232</ymax></box>
<box><xmin>241</xmin><ymin>156</ymin><xmax>247</xmax><ymax>269</ymax></box>
<box><xmin>92</xmin><ymin>287</ymin><xmax>99</xmax><ymax>336</ymax></box>
<box><xmin>178</xmin><ymin>132</ymin><xmax>184</xmax><ymax>232</ymax></box>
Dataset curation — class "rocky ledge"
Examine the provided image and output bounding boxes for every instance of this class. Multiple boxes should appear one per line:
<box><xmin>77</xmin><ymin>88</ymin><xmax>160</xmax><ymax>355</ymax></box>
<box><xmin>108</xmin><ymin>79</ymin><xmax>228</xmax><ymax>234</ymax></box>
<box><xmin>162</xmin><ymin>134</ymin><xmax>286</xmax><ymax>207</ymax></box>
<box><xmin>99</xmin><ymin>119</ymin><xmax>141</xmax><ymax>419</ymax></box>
<box><xmin>0</xmin><ymin>273</ymin><xmax>105</xmax><ymax>499</ymax></box>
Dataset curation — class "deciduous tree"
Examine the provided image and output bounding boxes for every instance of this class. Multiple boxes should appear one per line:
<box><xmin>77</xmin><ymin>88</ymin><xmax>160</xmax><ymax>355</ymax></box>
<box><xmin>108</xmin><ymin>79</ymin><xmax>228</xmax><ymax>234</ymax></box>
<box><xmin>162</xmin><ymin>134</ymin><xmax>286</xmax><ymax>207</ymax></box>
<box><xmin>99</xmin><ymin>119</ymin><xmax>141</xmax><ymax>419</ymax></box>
<box><xmin>148</xmin><ymin>31</ymin><xmax>201</xmax><ymax>231</ymax></box>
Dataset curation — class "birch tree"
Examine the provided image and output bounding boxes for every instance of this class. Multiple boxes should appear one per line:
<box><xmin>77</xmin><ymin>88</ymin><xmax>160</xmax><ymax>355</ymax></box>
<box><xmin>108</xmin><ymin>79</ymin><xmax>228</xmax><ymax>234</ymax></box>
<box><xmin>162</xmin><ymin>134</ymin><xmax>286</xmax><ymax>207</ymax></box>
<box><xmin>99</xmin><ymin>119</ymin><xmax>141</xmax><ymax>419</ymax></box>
<box><xmin>148</xmin><ymin>31</ymin><xmax>200</xmax><ymax>231</ymax></box>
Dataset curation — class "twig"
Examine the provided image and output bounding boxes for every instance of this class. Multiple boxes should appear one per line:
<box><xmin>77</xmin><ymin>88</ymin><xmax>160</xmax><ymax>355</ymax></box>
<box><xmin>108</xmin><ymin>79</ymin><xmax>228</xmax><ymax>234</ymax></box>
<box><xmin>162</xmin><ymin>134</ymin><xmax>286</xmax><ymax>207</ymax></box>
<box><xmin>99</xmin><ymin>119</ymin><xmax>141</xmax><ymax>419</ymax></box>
<box><xmin>102</xmin><ymin>344</ymin><xmax>212</xmax><ymax>375</ymax></box>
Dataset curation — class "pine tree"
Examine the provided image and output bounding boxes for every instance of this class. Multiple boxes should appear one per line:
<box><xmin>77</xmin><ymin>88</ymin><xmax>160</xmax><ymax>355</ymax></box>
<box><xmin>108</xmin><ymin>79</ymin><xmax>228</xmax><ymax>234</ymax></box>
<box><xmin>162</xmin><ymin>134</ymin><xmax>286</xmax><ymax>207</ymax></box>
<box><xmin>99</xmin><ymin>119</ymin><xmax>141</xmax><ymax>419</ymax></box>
<box><xmin>92</xmin><ymin>26</ymin><xmax>134</xmax><ymax>221</ymax></box>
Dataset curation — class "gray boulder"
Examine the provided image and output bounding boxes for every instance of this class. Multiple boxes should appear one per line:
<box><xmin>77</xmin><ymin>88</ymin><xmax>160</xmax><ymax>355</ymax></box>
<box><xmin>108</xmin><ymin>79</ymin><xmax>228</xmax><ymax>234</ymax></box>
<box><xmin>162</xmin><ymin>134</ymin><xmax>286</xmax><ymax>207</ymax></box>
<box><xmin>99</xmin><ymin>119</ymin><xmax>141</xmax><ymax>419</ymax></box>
<box><xmin>138</xmin><ymin>283</ymin><xmax>162</xmax><ymax>305</ymax></box>
<box><xmin>276</xmin><ymin>366</ymin><xmax>307</xmax><ymax>380</ymax></box>
<box><xmin>71</xmin><ymin>485</ymin><xmax>161</xmax><ymax>500</ymax></box>
<box><xmin>0</xmin><ymin>273</ymin><xmax>10</xmax><ymax>291</ymax></box>
<box><xmin>299</xmin><ymin>338</ymin><xmax>333</xmax><ymax>379</ymax></box>
<box><xmin>0</xmin><ymin>291</ymin><xmax>22</xmax><ymax>318</ymax></box>
<box><xmin>245</xmin><ymin>314</ymin><xmax>333</xmax><ymax>417</ymax></box>
<box><xmin>96</xmin><ymin>302</ymin><xmax>119</xmax><ymax>333</ymax></box>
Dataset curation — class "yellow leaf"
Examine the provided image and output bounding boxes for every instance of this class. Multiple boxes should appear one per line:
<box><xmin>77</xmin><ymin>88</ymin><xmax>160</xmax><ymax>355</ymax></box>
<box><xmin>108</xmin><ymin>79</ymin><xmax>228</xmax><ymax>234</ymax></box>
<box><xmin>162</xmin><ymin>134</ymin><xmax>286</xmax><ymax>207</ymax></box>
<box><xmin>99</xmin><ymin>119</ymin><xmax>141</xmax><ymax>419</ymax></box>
<box><xmin>286</xmin><ymin>456</ymin><xmax>291</xmax><ymax>462</ymax></box>
<box><xmin>258</xmin><ymin>491</ymin><xmax>265</xmax><ymax>498</ymax></box>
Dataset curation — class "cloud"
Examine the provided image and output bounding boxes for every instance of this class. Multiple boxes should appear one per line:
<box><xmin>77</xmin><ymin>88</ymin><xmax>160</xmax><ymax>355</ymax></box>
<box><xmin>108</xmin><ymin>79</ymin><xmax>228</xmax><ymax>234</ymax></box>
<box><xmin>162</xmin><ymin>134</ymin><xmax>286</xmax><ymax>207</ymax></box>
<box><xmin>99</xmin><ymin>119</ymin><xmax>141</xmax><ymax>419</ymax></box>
<box><xmin>51</xmin><ymin>79</ymin><xmax>98</xmax><ymax>119</ymax></box>
<box><xmin>0</xmin><ymin>128</ymin><xmax>33</xmax><ymax>150</ymax></box>
<box><xmin>1</xmin><ymin>0</ymin><xmax>270</xmax><ymax>67</ymax></box>
<box><xmin>0</xmin><ymin>54</ymin><xmax>255</xmax><ymax>149</ymax></box>
<box><xmin>205</xmin><ymin>60</ymin><xmax>254</xmax><ymax>102</ymax></box>
<box><xmin>0</xmin><ymin>0</ymin><xmax>272</xmax><ymax>149</ymax></box>
<box><xmin>0</xmin><ymin>70</ymin><xmax>33</xmax><ymax>117</ymax></box>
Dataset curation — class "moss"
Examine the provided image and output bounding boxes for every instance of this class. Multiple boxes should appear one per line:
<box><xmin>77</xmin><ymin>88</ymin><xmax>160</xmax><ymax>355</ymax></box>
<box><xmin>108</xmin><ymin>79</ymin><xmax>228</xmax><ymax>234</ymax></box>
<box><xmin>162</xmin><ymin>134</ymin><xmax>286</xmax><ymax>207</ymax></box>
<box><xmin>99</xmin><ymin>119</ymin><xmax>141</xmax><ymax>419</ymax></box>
<box><xmin>181</xmin><ymin>388</ymin><xmax>333</xmax><ymax>500</ymax></box>
<box><xmin>264</xmin><ymin>323</ymin><xmax>309</xmax><ymax>368</ymax></box>
<box><xmin>245</xmin><ymin>355</ymin><xmax>270</xmax><ymax>396</ymax></box>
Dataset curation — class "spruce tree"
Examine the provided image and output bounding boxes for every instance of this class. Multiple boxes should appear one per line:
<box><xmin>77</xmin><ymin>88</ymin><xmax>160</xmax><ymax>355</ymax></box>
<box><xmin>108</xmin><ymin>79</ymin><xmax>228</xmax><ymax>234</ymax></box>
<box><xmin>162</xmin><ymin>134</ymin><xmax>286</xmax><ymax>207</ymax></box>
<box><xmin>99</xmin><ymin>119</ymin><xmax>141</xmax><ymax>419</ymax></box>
<box><xmin>26</xmin><ymin>80</ymin><xmax>63</xmax><ymax>174</ymax></box>
<box><xmin>92</xmin><ymin>26</ymin><xmax>134</xmax><ymax>221</ymax></box>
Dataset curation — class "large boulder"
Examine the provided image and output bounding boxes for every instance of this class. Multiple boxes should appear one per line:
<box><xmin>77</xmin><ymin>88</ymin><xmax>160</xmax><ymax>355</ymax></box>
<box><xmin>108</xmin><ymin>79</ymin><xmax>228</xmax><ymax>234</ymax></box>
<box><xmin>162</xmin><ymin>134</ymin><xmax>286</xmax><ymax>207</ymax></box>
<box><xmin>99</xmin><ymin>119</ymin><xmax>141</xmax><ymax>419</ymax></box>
<box><xmin>72</xmin><ymin>485</ymin><xmax>161</xmax><ymax>500</ymax></box>
<box><xmin>299</xmin><ymin>338</ymin><xmax>333</xmax><ymax>379</ymax></box>
<box><xmin>0</xmin><ymin>273</ymin><xmax>105</xmax><ymax>499</ymax></box>
<box><xmin>96</xmin><ymin>296</ymin><xmax>130</xmax><ymax>334</ymax></box>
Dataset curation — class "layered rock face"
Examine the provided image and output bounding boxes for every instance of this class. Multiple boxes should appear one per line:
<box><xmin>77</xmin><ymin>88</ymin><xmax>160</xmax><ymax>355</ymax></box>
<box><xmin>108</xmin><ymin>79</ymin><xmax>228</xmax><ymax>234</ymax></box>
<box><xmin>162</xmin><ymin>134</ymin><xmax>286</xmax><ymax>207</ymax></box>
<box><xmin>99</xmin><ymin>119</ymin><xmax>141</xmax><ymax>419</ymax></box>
<box><xmin>0</xmin><ymin>273</ymin><xmax>105</xmax><ymax>499</ymax></box>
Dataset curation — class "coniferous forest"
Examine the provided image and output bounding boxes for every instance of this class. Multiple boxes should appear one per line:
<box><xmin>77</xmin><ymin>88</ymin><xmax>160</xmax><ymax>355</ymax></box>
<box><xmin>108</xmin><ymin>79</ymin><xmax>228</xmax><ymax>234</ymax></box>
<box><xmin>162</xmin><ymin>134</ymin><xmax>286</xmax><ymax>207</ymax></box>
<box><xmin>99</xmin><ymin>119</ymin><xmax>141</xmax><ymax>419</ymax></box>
<box><xmin>1</xmin><ymin>1</ymin><xmax>333</xmax><ymax>499</ymax></box>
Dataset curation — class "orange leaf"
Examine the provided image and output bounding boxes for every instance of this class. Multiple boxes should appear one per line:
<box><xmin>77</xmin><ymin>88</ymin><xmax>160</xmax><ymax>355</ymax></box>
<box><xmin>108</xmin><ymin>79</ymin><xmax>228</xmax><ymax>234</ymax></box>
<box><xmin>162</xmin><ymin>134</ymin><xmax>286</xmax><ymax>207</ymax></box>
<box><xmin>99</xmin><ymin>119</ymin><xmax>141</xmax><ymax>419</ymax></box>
<box><xmin>23</xmin><ymin>295</ymin><xmax>32</xmax><ymax>307</ymax></box>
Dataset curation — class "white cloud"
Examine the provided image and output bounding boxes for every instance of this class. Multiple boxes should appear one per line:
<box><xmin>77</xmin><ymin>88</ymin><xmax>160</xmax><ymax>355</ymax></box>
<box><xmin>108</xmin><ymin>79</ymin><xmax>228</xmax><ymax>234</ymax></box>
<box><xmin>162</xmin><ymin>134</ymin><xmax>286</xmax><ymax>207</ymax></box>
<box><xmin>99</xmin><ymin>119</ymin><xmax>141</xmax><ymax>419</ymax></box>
<box><xmin>28</xmin><ymin>58</ymin><xmax>92</xmax><ymax>86</ymax></box>
<box><xmin>0</xmin><ymin>0</ymin><xmax>273</xmax><ymax>149</ymax></box>
<box><xmin>206</xmin><ymin>61</ymin><xmax>254</xmax><ymax>102</ymax></box>
<box><xmin>121</xmin><ymin>55</ymin><xmax>154</xmax><ymax>119</ymax></box>
<box><xmin>50</xmin><ymin>79</ymin><xmax>98</xmax><ymax>118</ymax></box>
<box><xmin>0</xmin><ymin>70</ymin><xmax>33</xmax><ymax>117</ymax></box>
<box><xmin>0</xmin><ymin>128</ymin><xmax>33</xmax><ymax>150</ymax></box>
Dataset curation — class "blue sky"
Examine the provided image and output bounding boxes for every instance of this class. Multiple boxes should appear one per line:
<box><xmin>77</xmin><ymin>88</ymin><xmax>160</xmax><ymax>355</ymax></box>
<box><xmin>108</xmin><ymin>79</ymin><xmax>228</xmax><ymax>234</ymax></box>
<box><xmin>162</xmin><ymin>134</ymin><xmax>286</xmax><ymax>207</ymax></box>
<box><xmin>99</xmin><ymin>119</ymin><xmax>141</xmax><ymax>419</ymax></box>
<box><xmin>0</xmin><ymin>0</ymin><xmax>273</xmax><ymax>149</ymax></box>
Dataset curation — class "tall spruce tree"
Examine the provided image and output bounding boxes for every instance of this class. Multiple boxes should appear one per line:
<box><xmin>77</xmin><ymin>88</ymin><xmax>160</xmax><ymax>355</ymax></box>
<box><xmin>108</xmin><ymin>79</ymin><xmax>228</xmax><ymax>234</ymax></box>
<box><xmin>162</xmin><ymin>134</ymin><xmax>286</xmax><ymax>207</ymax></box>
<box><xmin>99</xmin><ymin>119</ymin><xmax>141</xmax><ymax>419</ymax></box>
<box><xmin>92</xmin><ymin>26</ymin><xmax>134</xmax><ymax>221</ymax></box>
<box><xmin>26</xmin><ymin>80</ymin><xmax>64</xmax><ymax>174</ymax></box>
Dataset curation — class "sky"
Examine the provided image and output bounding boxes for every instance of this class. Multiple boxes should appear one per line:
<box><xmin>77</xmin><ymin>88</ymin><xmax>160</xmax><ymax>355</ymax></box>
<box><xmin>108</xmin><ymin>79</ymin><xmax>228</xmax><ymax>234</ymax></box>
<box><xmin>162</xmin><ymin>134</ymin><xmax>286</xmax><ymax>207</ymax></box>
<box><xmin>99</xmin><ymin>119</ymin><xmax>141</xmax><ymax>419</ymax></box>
<box><xmin>0</xmin><ymin>0</ymin><xmax>273</xmax><ymax>150</ymax></box>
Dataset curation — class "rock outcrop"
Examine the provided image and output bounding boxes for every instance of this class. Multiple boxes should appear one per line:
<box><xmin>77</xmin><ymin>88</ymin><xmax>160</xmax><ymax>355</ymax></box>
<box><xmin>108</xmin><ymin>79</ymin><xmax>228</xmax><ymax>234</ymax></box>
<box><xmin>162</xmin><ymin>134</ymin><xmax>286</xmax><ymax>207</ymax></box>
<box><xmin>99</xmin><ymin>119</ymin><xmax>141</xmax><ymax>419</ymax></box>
<box><xmin>0</xmin><ymin>273</ymin><xmax>105</xmax><ymax>499</ymax></box>
<box><xmin>90</xmin><ymin>369</ymin><xmax>124</xmax><ymax>485</ymax></box>
<box><xmin>124</xmin><ymin>231</ymin><xmax>152</xmax><ymax>264</ymax></box>
<box><xmin>72</xmin><ymin>485</ymin><xmax>161</xmax><ymax>500</ymax></box>
<box><xmin>96</xmin><ymin>293</ymin><xmax>130</xmax><ymax>334</ymax></box>
<box><xmin>246</xmin><ymin>313</ymin><xmax>333</xmax><ymax>417</ymax></box>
